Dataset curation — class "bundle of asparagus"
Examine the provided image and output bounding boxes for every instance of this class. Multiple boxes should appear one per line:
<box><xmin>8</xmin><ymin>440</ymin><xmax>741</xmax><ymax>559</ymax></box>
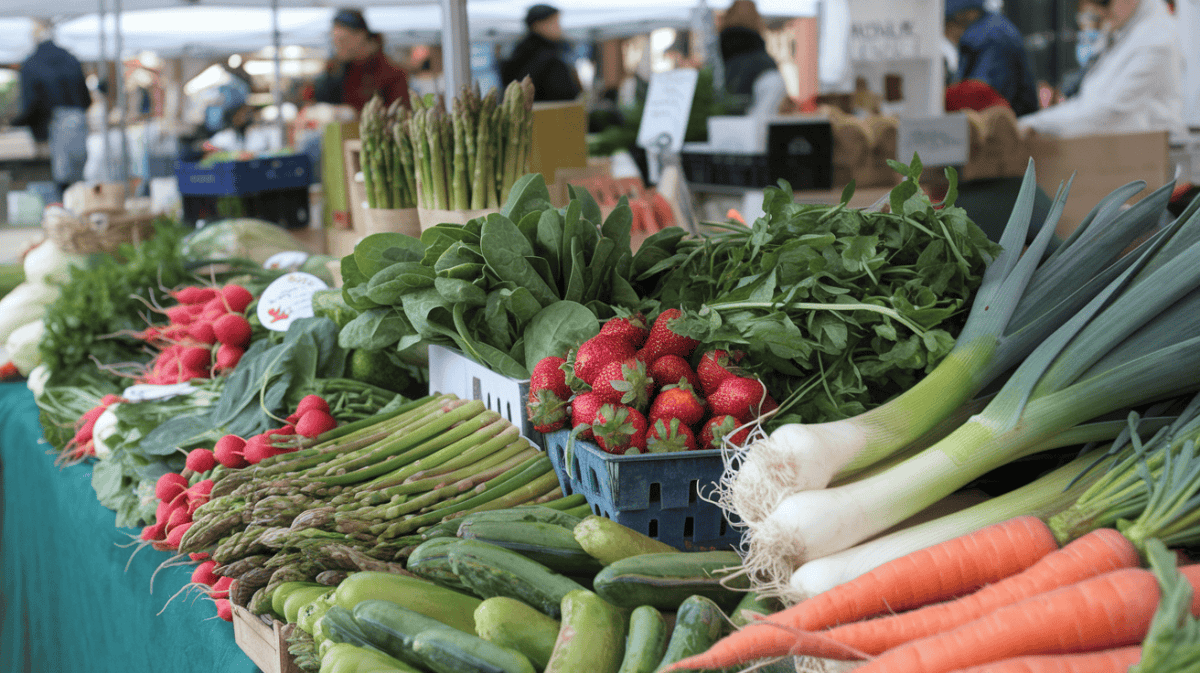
<box><xmin>359</xmin><ymin>95</ymin><xmax>417</xmax><ymax>209</ymax></box>
<box><xmin>409</xmin><ymin>78</ymin><xmax>536</xmax><ymax>211</ymax></box>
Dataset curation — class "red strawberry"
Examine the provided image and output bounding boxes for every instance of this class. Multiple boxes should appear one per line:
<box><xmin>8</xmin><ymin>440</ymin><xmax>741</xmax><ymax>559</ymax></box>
<box><xmin>530</xmin><ymin>356</ymin><xmax>571</xmax><ymax>400</ymax></box>
<box><xmin>573</xmin><ymin>335</ymin><xmax>638</xmax><ymax>387</ymax></box>
<box><xmin>527</xmin><ymin>389</ymin><xmax>568</xmax><ymax>434</ymax></box>
<box><xmin>697</xmin><ymin>349</ymin><xmax>745</xmax><ymax>397</ymax></box>
<box><xmin>646</xmin><ymin>418</ymin><xmax>697</xmax><ymax>453</ymax></box>
<box><xmin>592</xmin><ymin>358</ymin><xmax>655</xmax><ymax>412</ymax></box>
<box><xmin>641</xmin><ymin>309</ymin><xmax>700</xmax><ymax>362</ymax></box>
<box><xmin>569</xmin><ymin>391</ymin><xmax>607</xmax><ymax>440</ymax></box>
<box><xmin>592</xmin><ymin>404</ymin><xmax>648</xmax><ymax>455</ymax></box>
<box><xmin>699</xmin><ymin>414</ymin><xmax>751</xmax><ymax>450</ymax></box>
<box><xmin>648</xmin><ymin>355</ymin><xmax>699</xmax><ymax>390</ymax></box>
<box><xmin>599</xmin><ymin>313</ymin><xmax>649</xmax><ymax>349</ymax></box>
<box><xmin>647</xmin><ymin>383</ymin><xmax>706</xmax><ymax>429</ymax></box>
<box><xmin>708</xmin><ymin>376</ymin><xmax>769</xmax><ymax>420</ymax></box>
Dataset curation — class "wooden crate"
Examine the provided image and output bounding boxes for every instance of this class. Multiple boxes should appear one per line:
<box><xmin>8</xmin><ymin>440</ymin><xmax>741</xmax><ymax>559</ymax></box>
<box><xmin>231</xmin><ymin>604</ymin><xmax>302</xmax><ymax>673</ymax></box>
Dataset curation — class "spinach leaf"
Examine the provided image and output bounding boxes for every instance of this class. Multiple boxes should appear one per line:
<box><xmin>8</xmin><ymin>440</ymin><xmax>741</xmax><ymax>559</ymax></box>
<box><xmin>564</xmin><ymin>236</ymin><xmax>586</xmax><ymax>303</ymax></box>
<box><xmin>527</xmin><ymin>255</ymin><xmax>561</xmax><ymax>298</ymax></box>
<box><xmin>536</xmin><ymin>209</ymin><xmax>564</xmax><ymax>281</ymax></box>
<box><xmin>366</xmin><ymin>262</ymin><xmax>436</xmax><ymax>304</ymax></box>
<box><xmin>435</xmin><ymin>276</ymin><xmax>488</xmax><ymax>306</ymax></box>
<box><xmin>402</xmin><ymin>287</ymin><xmax>456</xmax><ymax>340</ymax></box>
<box><xmin>569</xmin><ymin>183</ymin><xmax>603</xmax><ymax>226</ymax></box>
<box><xmin>517</xmin><ymin>211</ymin><xmax>542</xmax><ymax>252</ymax></box>
<box><xmin>354</xmin><ymin>232</ymin><xmax>425</xmax><ymax>277</ymax></box>
<box><xmin>584</xmin><ymin>237</ymin><xmax>617</xmax><ymax>303</ymax></box>
<box><xmin>601</xmin><ymin>197</ymin><xmax>633</xmax><ymax>257</ymax></box>
<box><xmin>480</xmin><ymin>214</ymin><xmax>557</xmax><ymax>307</ymax></box>
<box><xmin>501</xmin><ymin>173</ymin><xmax>554</xmax><ymax>224</ymax></box>
<box><xmin>339</xmin><ymin>307</ymin><xmax>413</xmax><ymax>350</ymax></box>
<box><xmin>524</xmin><ymin>301</ymin><xmax>601</xmax><ymax>372</ymax></box>
<box><xmin>502</xmin><ymin>286</ymin><xmax>543</xmax><ymax>327</ymax></box>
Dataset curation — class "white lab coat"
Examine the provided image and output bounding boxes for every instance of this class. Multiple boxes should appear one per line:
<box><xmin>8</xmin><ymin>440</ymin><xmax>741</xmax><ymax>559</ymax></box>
<box><xmin>1019</xmin><ymin>0</ymin><xmax>1186</xmax><ymax>139</ymax></box>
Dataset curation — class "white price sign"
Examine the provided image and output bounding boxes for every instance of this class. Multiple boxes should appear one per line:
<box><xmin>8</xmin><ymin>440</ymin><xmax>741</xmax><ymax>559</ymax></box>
<box><xmin>896</xmin><ymin>114</ymin><xmax>970</xmax><ymax>168</ymax></box>
<box><xmin>121</xmin><ymin>383</ymin><xmax>196</xmax><ymax>403</ymax></box>
<box><xmin>257</xmin><ymin>272</ymin><xmax>329</xmax><ymax>332</ymax></box>
<box><xmin>263</xmin><ymin>251</ymin><xmax>311</xmax><ymax>272</ymax></box>
<box><xmin>636</xmin><ymin>69</ymin><xmax>700</xmax><ymax>154</ymax></box>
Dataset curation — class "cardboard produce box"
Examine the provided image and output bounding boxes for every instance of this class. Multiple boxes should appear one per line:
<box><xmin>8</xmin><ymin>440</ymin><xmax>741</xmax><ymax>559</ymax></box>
<box><xmin>320</xmin><ymin>121</ymin><xmax>359</xmax><ymax>230</ymax></box>
<box><xmin>530</xmin><ymin>101</ymin><xmax>588</xmax><ymax>206</ymax></box>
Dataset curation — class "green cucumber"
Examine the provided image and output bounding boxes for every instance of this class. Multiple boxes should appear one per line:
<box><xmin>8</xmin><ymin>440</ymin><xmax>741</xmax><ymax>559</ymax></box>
<box><xmin>593</xmin><ymin>550</ymin><xmax>749</xmax><ymax>610</ymax></box>
<box><xmin>352</xmin><ymin>599</ymin><xmax>448</xmax><ymax>665</ymax></box>
<box><xmin>573</xmin><ymin>515</ymin><xmax>679</xmax><ymax>565</ymax></box>
<box><xmin>474</xmin><ymin>597</ymin><xmax>561</xmax><ymax>670</ymax></box>
<box><xmin>318</xmin><ymin>642</ymin><xmax>423</xmax><ymax>673</ymax></box>
<box><xmin>334</xmin><ymin>571</ymin><xmax>480</xmax><ymax>634</ymax></box>
<box><xmin>730</xmin><ymin>590</ymin><xmax>782</xmax><ymax>628</ymax></box>
<box><xmin>615</xmin><ymin>605</ymin><xmax>668</xmax><ymax>673</ymax></box>
<box><xmin>544</xmin><ymin>590</ymin><xmax>627</xmax><ymax>673</ymax></box>
<box><xmin>655</xmin><ymin>595</ymin><xmax>727</xmax><ymax>670</ymax></box>
<box><xmin>322</xmin><ymin>605</ymin><xmax>385</xmax><ymax>654</ymax></box>
<box><xmin>458</xmin><ymin>519</ymin><xmax>603</xmax><ymax>575</ymax></box>
<box><xmin>407</xmin><ymin>537</ymin><xmax>474</xmax><ymax>592</ymax></box>
<box><xmin>446</xmin><ymin>539</ymin><xmax>588</xmax><ymax>618</ymax></box>
<box><xmin>409</xmin><ymin>626</ymin><xmax>536</xmax><ymax>673</ymax></box>
<box><xmin>422</xmin><ymin>505</ymin><xmax>585</xmax><ymax>540</ymax></box>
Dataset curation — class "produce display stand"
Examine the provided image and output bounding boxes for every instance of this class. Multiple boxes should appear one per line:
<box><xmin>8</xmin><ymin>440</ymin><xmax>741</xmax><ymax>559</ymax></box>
<box><xmin>232</xmin><ymin>604</ymin><xmax>302</xmax><ymax>673</ymax></box>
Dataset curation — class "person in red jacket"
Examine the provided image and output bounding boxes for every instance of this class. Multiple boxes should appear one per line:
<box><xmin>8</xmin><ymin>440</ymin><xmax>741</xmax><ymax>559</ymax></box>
<box><xmin>312</xmin><ymin>8</ymin><xmax>409</xmax><ymax>113</ymax></box>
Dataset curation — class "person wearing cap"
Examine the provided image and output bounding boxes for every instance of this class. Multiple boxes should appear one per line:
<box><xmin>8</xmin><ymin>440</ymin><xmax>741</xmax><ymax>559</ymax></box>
<box><xmin>718</xmin><ymin>0</ymin><xmax>787</xmax><ymax>119</ymax></box>
<box><xmin>312</xmin><ymin>8</ymin><xmax>409</xmax><ymax>113</ymax></box>
<box><xmin>499</xmin><ymin>4</ymin><xmax>581</xmax><ymax>102</ymax></box>
<box><xmin>944</xmin><ymin>0</ymin><xmax>1039</xmax><ymax>117</ymax></box>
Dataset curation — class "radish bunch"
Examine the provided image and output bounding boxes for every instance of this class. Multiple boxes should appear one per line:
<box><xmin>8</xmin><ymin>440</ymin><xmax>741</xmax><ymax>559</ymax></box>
<box><xmin>61</xmin><ymin>393</ymin><xmax>123</xmax><ymax>461</ymax></box>
<box><xmin>204</xmin><ymin>394</ymin><xmax>338</xmax><ymax>470</ymax></box>
<box><xmin>132</xmin><ymin>283</ymin><xmax>255</xmax><ymax>385</ymax></box>
<box><xmin>189</xmin><ymin>560</ymin><xmax>235</xmax><ymax>622</ymax></box>
<box><xmin>140</xmin><ymin>472</ymin><xmax>214</xmax><ymax>554</ymax></box>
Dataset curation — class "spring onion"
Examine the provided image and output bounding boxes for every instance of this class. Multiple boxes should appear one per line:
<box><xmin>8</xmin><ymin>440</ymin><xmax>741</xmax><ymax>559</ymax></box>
<box><xmin>1131</xmin><ymin>538</ymin><xmax>1200</xmax><ymax>672</ymax></box>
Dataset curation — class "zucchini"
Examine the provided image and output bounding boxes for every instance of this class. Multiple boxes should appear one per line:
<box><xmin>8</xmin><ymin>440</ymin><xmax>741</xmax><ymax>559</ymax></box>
<box><xmin>730</xmin><ymin>590</ymin><xmax>782</xmax><ymax>628</ymax></box>
<box><xmin>322</xmin><ymin>605</ymin><xmax>386</xmax><ymax>654</ymax></box>
<box><xmin>655</xmin><ymin>595</ymin><xmax>727</xmax><ymax>670</ymax></box>
<box><xmin>318</xmin><ymin>642</ymin><xmax>423</xmax><ymax>673</ymax></box>
<box><xmin>544</xmin><ymin>590</ymin><xmax>627</xmax><ymax>673</ymax></box>
<box><xmin>447</xmin><ymin>539</ymin><xmax>588</xmax><ymax>618</ymax></box>
<box><xmin>285</xmin><ymin>585</ymin><xmax>338</xmax><ymax>625</ymax></box>
<box><xmin>422</xmin><ymin>506</ymin><xmax>585</xmax><ymax>540</ymax></box>
<box><xmin>593</xmin><ymin>550</ymin><xmax>749</xmax><ymax>610</ymax></box>
<box><xmin>615</xmin><ymin>605</ymin><xmax>668</xmax><ymax>673</ymax></box>
<box><xmin>297</xmin><ymin>590</ymin><xmax>337</xmax><ymax>635</ymax></box>
<box><xmin>573</xmin><ymin>515</ymin><xmax>679</xmax><ymax>565</ymax></box>
<box><xmin>407</xmin><ymin>537</ymin><xmax>474</xmax><ymax>592</ymax></box>
<box><xmin>410</xmin><ymin>626</ymin><xmax>536</xmax><ymax>673</ymax></box>
<box><xmin>334</xmin><ymin>571</ymin><xmax>480</xmax><ymax>634</ymax></box>
<box><xmin>458</xmin><ymin>519</ymin><xmax>603</xmax><ymax>575</ymax></box>
<box><xmin>352</xmin><ymin>599</ymin><xmax>447</xmax><ymax>664</ymax></box>
<box><xmin>271</xmin><ymin>581</ymin><xmax>324</xmax><ymax>620</ymax></box>
<box><xmin>474</xmin><ymin>597</ymin><xmax>561</xmax><ymax>670</ymax></box>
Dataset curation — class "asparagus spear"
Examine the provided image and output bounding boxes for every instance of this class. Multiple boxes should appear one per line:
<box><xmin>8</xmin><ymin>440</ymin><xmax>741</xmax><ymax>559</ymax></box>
<box><xmin>438</xmin><ymin>105</ymin><xmax>454</xmax><ymax>209</ymax></box>
<box><xmin>451</xmin><ymin>97</ymin><xmax>469</xmax><ymax>210</ymax></box>
<box><xmin>472</xmin><ymin>90</ymin><xmax>497</xmax><ymax>209</ymax></box>
<box><xmin>500</xmin><ymin>80</ymin><xmax>523</xmax><ymax>203</ymax></box>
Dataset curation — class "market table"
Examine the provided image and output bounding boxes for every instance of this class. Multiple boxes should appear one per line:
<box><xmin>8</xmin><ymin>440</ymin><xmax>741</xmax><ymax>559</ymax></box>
<box><xmin>0</xmin><ymin>382</ymin><xmax>260</xmax><ymax>673</ymax></box>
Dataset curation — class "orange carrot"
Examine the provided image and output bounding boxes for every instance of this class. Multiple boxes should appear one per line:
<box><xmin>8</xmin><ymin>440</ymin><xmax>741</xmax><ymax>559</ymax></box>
<box><xmin>945</xmin><ymin>646</ymin><xmax>1140</xmax><ymax>673</ymax></box>
<box><xmin>849</xmin><ymin>564</ymin><xmax>1200</xmax><ymax>673</ymax></box>
<box><xmin>812</xmin><ymin>527</ymin><xmax>1141</xmax><ymax>657</ymax></box>
<box><xmin>659</xmin><ymin>515</ymin><xmax>1059</xmax><ymax>672</ymax></box>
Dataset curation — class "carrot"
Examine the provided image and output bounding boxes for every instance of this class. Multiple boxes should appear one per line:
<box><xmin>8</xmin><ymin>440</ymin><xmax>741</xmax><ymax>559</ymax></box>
<box><xmin>945</xmin><ymin>646</ymin><xmax>1140</xmax><ymax>673</ymax></box>
<box><xmin>850</xmin><ymin>564</ymin><xmax>1200</xmax><ymax>673</ymax></box>
<box><xmin>660</xmin><ymin>515</ymin><xmax>1058</xmax><ymax>672</ymax></box>
<box><xmin>810</xmin><ymin>527</ymin><xmax>1141</xmax><ymax>657</ymax></box>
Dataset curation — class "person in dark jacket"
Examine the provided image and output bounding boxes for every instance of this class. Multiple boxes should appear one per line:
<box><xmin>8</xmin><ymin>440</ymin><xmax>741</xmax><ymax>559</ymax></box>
<box><xmin>500</xmin><ymin>4</ymin><xmax>581</xmax><ymax>102</ymax></box>
<box><xmin>11</xmin><ymin>21</ymin><xmax>90</xmax><ymax>195</ymax></box>
<box><xmin>718</xmin><ymin>0</ymin><xmax>786</xmax><ymax>117</ymax></box>
<box><xmin>312</xmin><ymin>8</ymin><xmax>409</xmax><ymax>113</ymax></box>
<box><xmin>944</xmin><ymin>0</ymin><xmax>1040</xmax><ymax>117</ymax></box>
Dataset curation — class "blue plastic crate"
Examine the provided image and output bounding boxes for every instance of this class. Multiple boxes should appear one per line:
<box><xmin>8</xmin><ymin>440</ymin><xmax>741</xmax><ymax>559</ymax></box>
<box><xmin>544</xmin><ymin>430</ymin><xmax>740</xmax><ymax>552</ymax></box>
<box><xmin>175</xmin><ymin>154</ymin><xmax>313</xmax><ymax>196</ymax></box>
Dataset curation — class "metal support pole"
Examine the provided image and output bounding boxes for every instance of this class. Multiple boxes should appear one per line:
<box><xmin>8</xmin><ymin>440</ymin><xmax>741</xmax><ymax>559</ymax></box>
<box><xmin>98</xmin><ymin>0</ymin><xmax>111</xmax><ymax>182</ymax></box>
<box><xmin>440</xmin><ymin>0</ymin><xmax>471</xmax><ymax>101</ymax></box>
<box><xmin>114</xmin><ymin>0</ymin><xmax>129</xmax><ymax>185</ymax></box>
<box><xmin>271</xmin><ymin>0</ymin><xmax>285</xmax><ymax>150</ymax></box>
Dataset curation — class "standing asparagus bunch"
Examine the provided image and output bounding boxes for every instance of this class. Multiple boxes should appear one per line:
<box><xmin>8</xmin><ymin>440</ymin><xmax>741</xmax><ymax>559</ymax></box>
<box><xmin>409</xmin><ymin>78</ymin><xmax>535</xmax><ymax>211</ymax></box>
<box><xmin>359</xmin><ymin>94</ymin><xmax>417</xmax><ymax>209</ymax></box>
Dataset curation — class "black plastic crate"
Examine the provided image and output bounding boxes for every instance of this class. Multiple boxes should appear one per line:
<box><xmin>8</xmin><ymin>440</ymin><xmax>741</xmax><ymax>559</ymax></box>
<box><xmin>182</xmin><ymin>187</ymin><xmax>310</xmax><ymax>230</ymax></box>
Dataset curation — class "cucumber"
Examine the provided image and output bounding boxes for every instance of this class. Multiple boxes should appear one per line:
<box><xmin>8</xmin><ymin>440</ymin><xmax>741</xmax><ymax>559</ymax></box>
<box><xmin>446</xmin><ymin>539</ymin><xmax>588</xmax><ymax>618</ymax></box>
<box><xmin>318</xmin><ymin>642</ymin><xmax>423</xmax><ymax>673</ymax></box>
<box><xmin>474</xmin><ymin>597</ymin><xmax>561</xmax><ymax>670</ymax></box>
<box><xmin>334</xmin><ymin>571</ymin><xmax>481</xmax><ymax>634</ymax></box>
<box><xmin>407</xmin><ymin>537</ymin><xmax>474</xmax><ymax>592</ymax></box>
<box><xmin>322</xmin><ymin>605</ymin><xmax>386</xmax><ymax>654</ymax></box>
<box><xmin>458</xmin><ymin>519</ymin><xmax>603</xmax><ymax>575</ymax></box>
<box><xmin>615</xmin><ymin>605</ymin><xmax>668</xmax><ymax>673</ymax></box>
<box><xmin>655</xmin><ymin>595</ymin><xmax>727</xmax><ymax>670</ymax></box>
<box><xmin>410</xmin><ymin>626</ymin><xmax>536</xmax><ymax>673</ymax></box>
<box><xmin>272</xmin><ymin>581</ymin><xmax>324</xmax><ymax>619</ymax></box>
<box><xmin>593</xmin><ymin>550</ymin><xmax>750</xmax><ymax>610</ymax></box>
<box><xmin>730</xmin><ymin>590</ymin><xmax>782</xmax><ymax>628</ymax></box>
<box><xmin>544</xmin><ymin>590</ymin><xmax>627</xmax><ymax>673</ymax></box>
<box><xmin>422</xmin><ymin>506</ymin><xmax>585</xmax><ymax>541</ymax></box>
<box><xmin>573</xmin><ymin>515</ymin><xmax>679</xmax><ymax>565</ymax></box>
<box><xmin>351</xmin><ymin>599</ymin><xmax>447</xmax><ymax>664</ymax></box>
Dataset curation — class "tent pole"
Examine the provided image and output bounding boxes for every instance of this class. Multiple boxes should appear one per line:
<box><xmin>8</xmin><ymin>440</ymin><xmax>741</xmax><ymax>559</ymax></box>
<box><xmin>98</xmin><ymin>0</ymin><xmax>111</xmax><ymax>182</ymax></box>
<box><xmin>114</xmin><ymin>0</ymin><xmax>128</xmax><ymax>186</ymax></box>
<box><xmin>440</xmin><ymin>0</ymin><xmax>470</xmax><ymax>101</ymax></box>
<box><xmin>271</xmin><ymin>0</ymin><xmax>285</xmax><ymax>150</ymax></box>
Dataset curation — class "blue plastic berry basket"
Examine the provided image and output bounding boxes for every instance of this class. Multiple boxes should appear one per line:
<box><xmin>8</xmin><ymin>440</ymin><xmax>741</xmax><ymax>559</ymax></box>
<box><xmin>544</xmin><ymin>430</ymin><xmax>741</xmax><ymax>552</ymax></box>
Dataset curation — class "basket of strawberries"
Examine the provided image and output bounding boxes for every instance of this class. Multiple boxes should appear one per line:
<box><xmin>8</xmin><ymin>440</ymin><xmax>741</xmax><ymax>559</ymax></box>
<box><xmin>529</xmin><ymin>309</ymin><xmax>774</xmax><ymax>551</ymax></box>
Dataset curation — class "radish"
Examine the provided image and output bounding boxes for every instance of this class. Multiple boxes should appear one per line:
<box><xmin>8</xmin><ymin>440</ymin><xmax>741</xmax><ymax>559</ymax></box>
<box><xmin>210</xmin><ymin>576</ymin><xmax>233</xmax><ymax>600</ymax></box>
<box><xmin>295</xmin><ymin>410</ymin><xmax>337</xmax><ymax>438</ymax></box>
<box><xmin>191</xmin><ymin>560</ymin><xmax>220</xmax><ymax>586</ymax></box>
<box><xmin>180</xmin><ymin>346</ymin><xmax>212</xmax><ymax>373</ymax></box>
<box><xmin>213</xmin><ymin>434</ymin><xmax>248</xmax><ymax>469</ymax></box>
<box><xmin>220</xmin><ymin>284</ymin><xmax>254</xmax><ymax>314</ymax></box>
<box><xmin>189</xmin><ymin>479</ymin><xmax>214</xmax><ymax>499</ymax></box>
<box><xmin>166</xmin><ymin>506</ymin><xmax>191</xmax><ymax>530</ymax></box>
<box><xmin>189</xmin><ymin>552</ymin><xmax>210</xmax><ymax>562</ymax></box>
<box><xmin>141</xmin><ymin>522</ymin><xmax>166</xmax><ymax>541</ymax></box>
<box><xmin>214</xmin><ymin>598</ymin><xmax>233</xmax><ymax>622</ymax></box>
<box><xmin>155</xmin><ymin>499</ymin><xmax>173</xmax><ymax>524</ymax></box>
<box><xmin>187</xmin><ymin>321</ymin><xmax>217</xmax><ymax>345</ymax></box>
<box><xmin>174</xmin><ymin>286</ymin><xmax>218</xmax><ymax>306</ymax></box>
<box><xmin>215</xmin><ymin>343</ymin><xmax>244</xmax><ymax>371</ymax></box>
<box><xmin>164</xmin><ymin>521</ymin><xmax>192</xmax><ymax>548</ymax></box>
<box><xmin>213</xmin><ymin>314</ymin><xmax>252</xmax><ymax>348</ymax></box>
<box><xmin>73</xmin><ymin>417</ymin><xmax>96</xmax><ymax>444</ymax></box>
<box><xmin>165</xmin><ymin>305</ymin><xmax>194</xmax><ymax>326</ymax></box>
<box><xmin>285</xmin><ymin>412</ymin><xmax>302</xmax><ymax>425</ymax></box>
<box><xmin>295</xmin><ymin>394</ymin><xmax>331</xmax><ymax>416</ymax></box>
<box><xmin>185</xmin><ymin>448</ymin><xmax>218</xmax><ymax>473</ymax></box>
<box><xmin>154</xmin><ymin>472</ymin><xmax>189</xmax><ymax>503</ymax></box>
<box><xmin>266</xmin><ymin>424</ymin><xmax>296</xmax><ymax>437</ymax></box>
<box><xmin>242</xmin><ymin>434</ymin><xmax>275</xmax><ymax>464</ymax></box>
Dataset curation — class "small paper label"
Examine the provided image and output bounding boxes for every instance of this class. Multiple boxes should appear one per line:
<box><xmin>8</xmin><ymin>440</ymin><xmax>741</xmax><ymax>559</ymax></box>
<box><xmin>122</xmin><ymin>383</ymin><xmax>195</xmax><ymax>403</ymax></box>
<box><xmin>263</xmin><ymin>251</ymin><xmax>311</xmax><ymax>271</ymax></box>
<box><xmin>257</xmin><ymin>272</ymin><xmax>329</xmax><ymax>332</ymax></box>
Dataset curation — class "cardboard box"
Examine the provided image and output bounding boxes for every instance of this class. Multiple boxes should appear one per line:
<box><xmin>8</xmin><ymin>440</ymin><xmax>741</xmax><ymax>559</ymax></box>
<box><xmin>320</xmin><ymin>121</ymin><xmax>359</xmax><ymax>230</ymax></box>
<box><xmin>231</xmin><ymin>605</ymin><xmax>301</xmax><ymax>673</ymax></box>
<box><xmin>1026</xmin><ymin>130</ymin><xmax>1170</xmax><ymax>238</ymax></box>
<box><xmin>530</xmin><ymin>102</ymin><xmax>588</xmax><ymax>196</ymax></box>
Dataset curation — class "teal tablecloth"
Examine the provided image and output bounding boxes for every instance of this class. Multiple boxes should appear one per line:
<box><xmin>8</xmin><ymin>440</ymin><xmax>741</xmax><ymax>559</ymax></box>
<box><xmin>0</xmin><ymin>382</ymin><xmax>260</xmax><ymax>673</ymax></box>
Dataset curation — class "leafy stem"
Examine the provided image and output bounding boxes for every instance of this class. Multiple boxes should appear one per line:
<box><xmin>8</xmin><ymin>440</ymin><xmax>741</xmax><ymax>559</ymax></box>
<box><xmin>701</xmin><ymin>300</ymin><xmax>929</xmax><ymax>338</ymax></box>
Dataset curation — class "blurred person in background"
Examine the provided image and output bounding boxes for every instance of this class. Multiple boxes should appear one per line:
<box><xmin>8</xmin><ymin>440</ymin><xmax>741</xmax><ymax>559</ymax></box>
<box><xmin>312</xmin><ymin>8</ymin><xmax>409</xmax><ymax>113</ymax></box>
<box><xmin>500</xmin><ymin>4</ymin><xmax>582</xmax><ymax>102</ymax></box>
<box><xmin>943</xmin><ymin>0</ymin><xmax>1039</xmax><ymax>116</ymax></box>
<box><xmin>11</xmin><ymin>20</ymin><xmax>90</xmax><ymax>199</ymax></box>
<box><xmin>1019</xmin><ymin>0</ymin><xmax>1185</xmax><ymax>138</ymax></box>
<box><xmin>718</xmin><ymin>0</ymin><xmax>787</xmax><ymax>119</ymax></box>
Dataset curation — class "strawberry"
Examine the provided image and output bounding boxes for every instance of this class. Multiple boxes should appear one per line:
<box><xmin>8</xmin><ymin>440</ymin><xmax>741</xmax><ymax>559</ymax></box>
<box><xmin>641</xmin><ymin>309</ymin><xmax>700</xmax><ymax>362</ymax></box>
<box><xmin>699</xmin><ymin>414</ymin><xmax>751</xmax><ymax>450</ymax></box>
<box><xmin>573</xmin><ymin>335</ymin><xmax>638</xmax><ymax>387</ymax></box>
<box><xmin>697</xmin><ymin>349</ymin><xmax>745</xmax><ymax>397</ymax></box>
<box><xmin>646</xmin><ymin>418</ymin><xmax>697</xmax><ymax>453</ymax></box>
<box><xmin>569</xmin><ymin>391</ymin><xmax>608</xmax><ymax>440</ymax></box>
<box><xmin>530</xmin><ymin>356</ymin><xmax>571</xmax><ymax>400</ymax></box>
<box><xmin>708</xmin><ymin>376</ymin><xmax>769</xmax><ymax>420</ymax></box>
<box><xmin>527</xmin><ymin>389</ymin><xmax>568</xmax><ymax>434</ymax></box>
<box><xmin>599</xmin><ymin>313</ymin><xmax>649</xmax><ymax>349</ymax></box>
<box><xmin>648</xmin><ymin>354</ymin><xmax>699</xmax><ymax>390</ymax></box>
<box><xmin>592</xmin><ymin>358</ymin><xmax>655</xmax><ymax>412</ymax></box>
<box><xmin>560</xmin><ymin>350</ymin><xmax>591</xmax><ymax>394</ymax></box>
<box><xmin>647</xmin><ymin>383</ymin><xmax>706</xmax><ymax>428</ymax></box>
<box><xmin>592</xmin><ymin>403</ymin><xmax>648</xmax><ymax>455</ymax></box>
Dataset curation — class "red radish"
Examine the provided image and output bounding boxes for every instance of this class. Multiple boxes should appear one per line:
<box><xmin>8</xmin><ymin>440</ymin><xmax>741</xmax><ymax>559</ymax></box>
<box><xmin>210</xmin><ymin>576</ymin><xmax>233</xmax><ymax>600</ymax></box>
<box><xmin>241</xmin><ymin>434</ymin><xmax>275</xmax><ymax>464</ymax></box>
<box><xmin>295</xmin><ymin>410</ymin><xmax>337</xmax><ymax>438</ymax></box>
<box><xmin>215</xmin><ymin>343</ymin><xmax>244</xmax><ymax>371</ymax></box>
<box><xmin>570</xmin><ymin>392</ymin><xmax>607</xmax><ymax>440</ymax></box>
<box><xmin>641</xmin><ymin>308</ymin><xmax>699</xmax><ymax>362</ymax></box>
<box><xmin>164</xmin><ymin>521</ymin><xmax>192</xmax><ymax>548</ymax></box>
<box><xmin>221</xmin><ymin>284</ymin><xmax>254</xmax><ymax>313</ymax></box>
<box><xmin>267</xmin><ymin>424</ymin><xmax>297</xmax><ymax>437</ymax></box>
<box><xmin>185</xmin><ymin>448</ymin><xmax>218</xmax><ymax>473</ymax></box>
<box><xmin>295</xmin><ymin>394</ymin><xmax>331</xmax><ymax>416</ymax></box>
<box><xmin>191</xmin><ymin>560</ymin><xmax>220</xmax><ymax>586</ymax></box>
<box><xmin>141</xmin><ymin>522</ymin><xmax>166</xmax><ymax>541</ymax></box>
<box><xmin>285</xmin><ymin>412</ymin><xmax>302</xmax><ymax>425</ymax></box>
<box><xmin>166</xmin><ymin>506</ymin><xmax>191</xmax><ymax>531</ymax></box>
<box><xmin>165</xmin><ymin>305</ymin><xmax>195</xmax><ymax>326</ymax></box>
<box><xmin>190</xmin><ymin>552</ymin><xmax>210</xmax><ymax>562</ymax></box>
<box><xmin>155</xmin><ymin>500</ymin><xmax>173</xmax><ymax>524</ymax></box>
<box><xmin>155</xmin><ymin>472</ymin><xmax>189</xmax><ymax>503</ymax></box>
<box><xmin>598</xmin><ymin>313</ymin><xmax>650</xmax><ymax>348</ymax></box>
<box><xmin>215</xmin><ymin>598</ymin><xmax>233</xmax><ymax>622</ymax></box>
<box><xmin>80</xmin><ymin>404</ymin><xmax>108</xmax><ymax>425</ymax></box>
<box><xmin>708</xmin><ymin>376</ymin><xmax>769</xmax><ymax>420</ymax></box>
<box><xmin>73</xmin><ymin>417</ymin><xmax>96</xmax><ymax>443</ymax></box>
<box><xmin>648</xmin><ymin>355</ymin><xmax>699</xmax><ymax>390</ymax></box>
<box><xmin>99</xmin><ymin>393</ymin><xmax>123</xmax><ymax>406</ymax></box>
<box><xmin>174</xmin><ymin>286</ymin><xmax>218</xmax><ymax>306</ymax></box>
<box><xmin>213</xmin><ymin>314</ymin><xmax>252</xmax><ymax>348</ymax></box>
<box><xmin>213</xmin><ymin>434</ymin><xmax>248</xmax><ymax>469</ymax></box>
<box><xmin>187</xmin><ymin>321</ymin><xmax>217</xmax><ymax>345</ymax></box>
<box><xmin>180</xmin><ymin>346</ymin><xmax>212</xmax><ymax>373</ymax></box>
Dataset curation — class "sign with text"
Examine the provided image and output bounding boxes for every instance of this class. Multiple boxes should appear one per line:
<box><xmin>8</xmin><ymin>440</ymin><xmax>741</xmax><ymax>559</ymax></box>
<box><xmin>849</xmin><ymin>19</ymin><xmax>920</xmax><ymax>60</ymax></box>
<box><xmin>897</xmin><ymin>114</ymin><xmax>970</xmax><ymax>167</ymax></box>
<box><xmin>636</xmin><ymin>69</ymin><xmax>700</xmax><ymax>153</ymax></box>
<box><xmin>257</xmin><ymin>272</ymin><xmax>329</xmax><ymax>332</ymax></box>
